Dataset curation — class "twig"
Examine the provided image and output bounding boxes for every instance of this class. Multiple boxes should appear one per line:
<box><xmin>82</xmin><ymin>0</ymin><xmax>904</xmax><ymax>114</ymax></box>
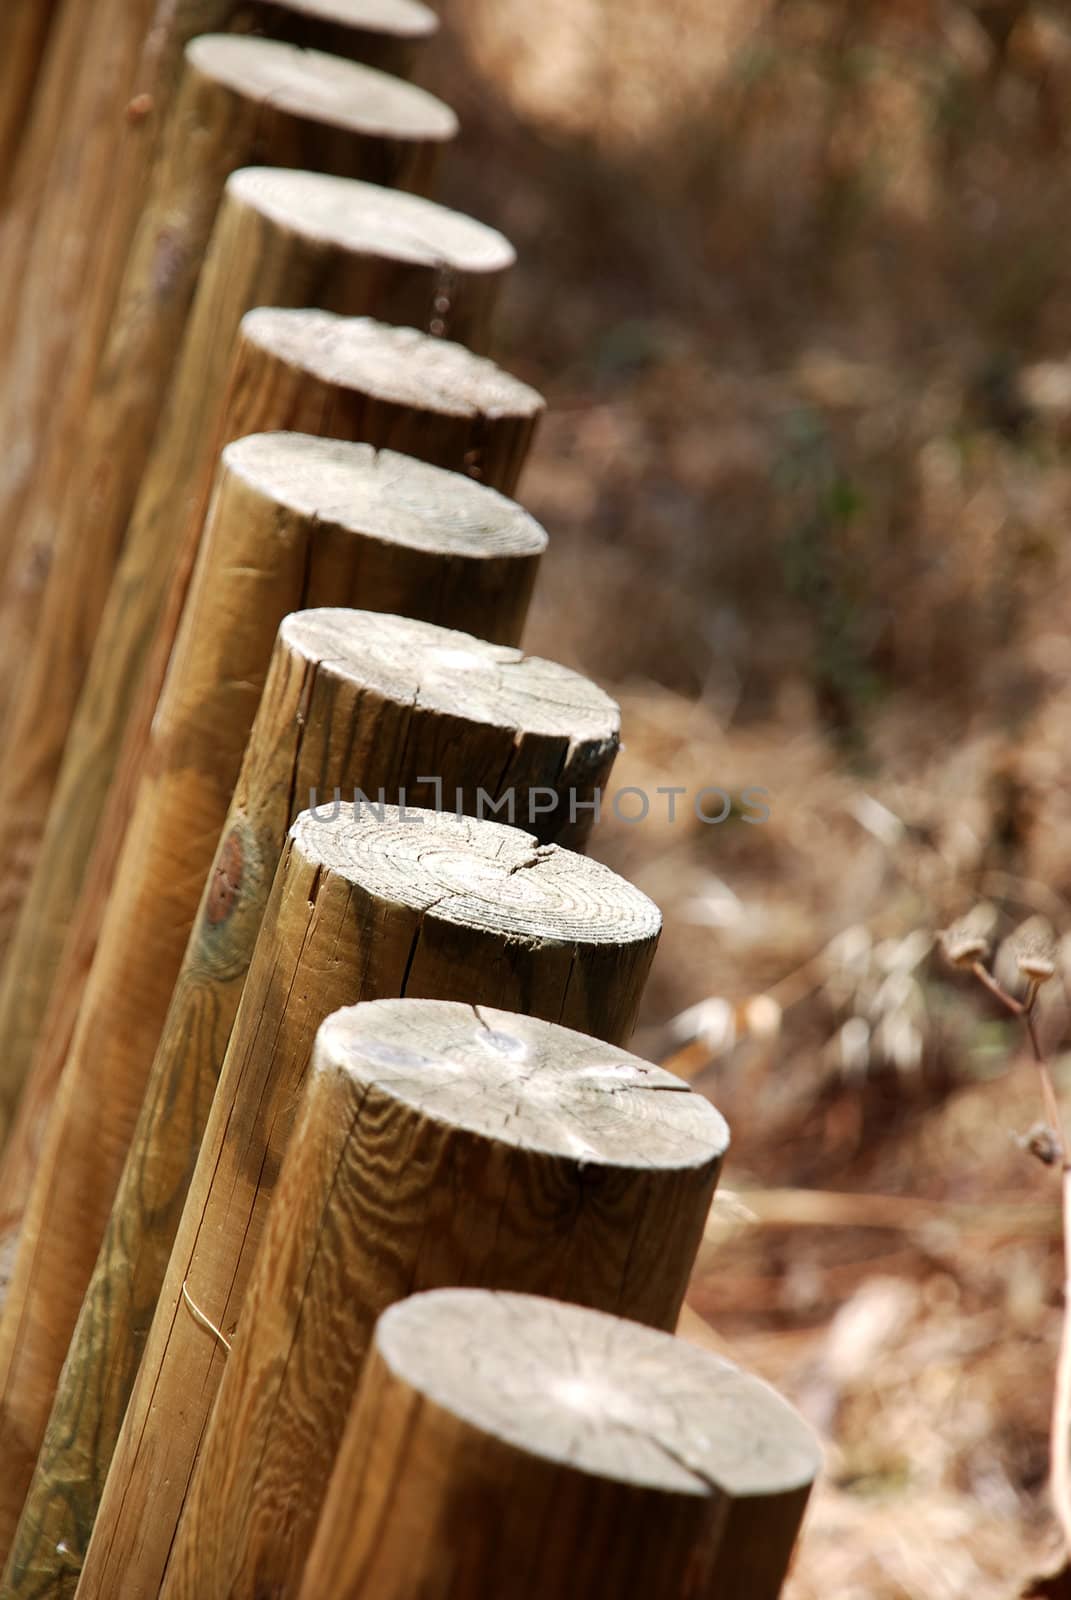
<box><xmin>969</xmin><ymin>959</ymin><xmax>1071</xmax><ymax>1553</ymax></box>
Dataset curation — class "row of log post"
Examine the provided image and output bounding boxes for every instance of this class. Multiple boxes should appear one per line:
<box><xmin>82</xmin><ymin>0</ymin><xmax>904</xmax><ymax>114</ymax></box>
<box><xmin>0</xmin><ymin>4</ymin><xmax>821</xmax><ymax>1597</ymax></box>
<box><xmin>0</xmin><ymin>173</ymin><xmax>518</xmax><ymax>1142</ymax></box>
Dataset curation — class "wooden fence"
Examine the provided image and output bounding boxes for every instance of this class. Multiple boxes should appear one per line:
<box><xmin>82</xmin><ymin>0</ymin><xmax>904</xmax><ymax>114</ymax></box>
<box><xmin>0</xmin><ymin>4</ymin><xmax>820</xmax><ymax>1595</ymax></box>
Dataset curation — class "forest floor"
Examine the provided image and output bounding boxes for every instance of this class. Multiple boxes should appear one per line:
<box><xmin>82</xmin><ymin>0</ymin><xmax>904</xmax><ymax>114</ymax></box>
<box><xmin>428</xmin><ymin>4</ymin><xmax>1071</xmax><ymax>1593</ymax></box>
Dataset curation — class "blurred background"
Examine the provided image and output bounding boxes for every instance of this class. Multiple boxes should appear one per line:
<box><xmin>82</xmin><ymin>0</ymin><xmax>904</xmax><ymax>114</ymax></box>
<box><xmin>424</xmin><ymin>3</ymin><xmax>1071</xmax><ymax>1594</ymax></box>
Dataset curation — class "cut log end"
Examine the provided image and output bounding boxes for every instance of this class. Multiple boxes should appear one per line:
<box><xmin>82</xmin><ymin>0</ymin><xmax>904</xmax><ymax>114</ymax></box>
<box><xmin>289</xmin><ymin>805</ymin><xmax>662</xmax><ymax>950</ymax></box>
<box><xmin>226</xmin><ymin>433</ymin><xmax>546</xmax><ymax>557</ymax></box>
<box><xmin>186</xmin><ymin>35</ymin><xmax>457</xmax><ymax>141</ymax></box>
<box><xmin>375</xmin><ymin>1288</ymin><xmax>821</xmax><ymax>1502</ymax></box>
<box><xmin>227</xmin><ymin>166</ymin><xmax>516</xmax><ymax>273</ymax></box>
<box><xmin>272</xmin><ymin>0</ymin><xmax>438</xmax><ymax>39</ymax></box>
<box><xmin>313</xmin><ymin>997</ymin><xmax>728</xmax><ymax>1171</ymax></box>
<box><xmin>276</xmin><ymin>606</ymin><xmax>614</xmax><ymax>738</ymax></box>
<box><xmin>238</xmin><ymin>312</ymin><xmax>544</xmax><ymax>423</ymax></box>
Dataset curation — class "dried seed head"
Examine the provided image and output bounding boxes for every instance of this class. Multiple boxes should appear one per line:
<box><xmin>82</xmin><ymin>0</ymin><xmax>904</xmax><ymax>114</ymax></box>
<box><xmin>940</xmin><ymin>928</ymin><xmax>989</xmax><ymax>969</ymax></box>
<box><xmin>1001</xmin><ymin>915</ymin><xmax>1059</xmax><ymax>989</ymax></box>
<box><xmin>1019</xmin><ymin>953</ymin><xmax>1057</xmax><ymax>983</ymax></box>
<box><xmin>941</xmin><ymin>905</ymin><xmax>997</xmax><ymax>970</ymax></box>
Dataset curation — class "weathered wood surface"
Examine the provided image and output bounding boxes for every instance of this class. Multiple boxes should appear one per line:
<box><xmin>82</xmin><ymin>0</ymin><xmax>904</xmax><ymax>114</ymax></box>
<box><xmin>0</xmin><ymin>0</ymin><xmax>80</xmax><ymax>282</ymax></box>
<box><xmin>0</xmin><ymin>460</ymin><xmax>581</xmax><ymax>1592</ymax></box>
<box><xmin>0</xmin><ymin>0</ymin><xmax>442</xmax><ymax>596</ymax></box>
<box><xmin>81</xmin><ymin>808</ymin><xmax>660</xmax><ymax>1600</ymax></box>
<box><xmin>161</xmin><ymin>998</ymin><xmax>729</xmax><ymax>1600</ymax></box>
<box><xmin>0</xmin><ymin>444</ymin><xmax>547</xmax><ymax>1559</ymax></box>
<box><xmin>0</xmin><ymin>172</ymin><xmax>516</xmax><ymax>1149</ymax></box>
<box><xmin>0</xmin><ymin>313</ymin><xmax>541</xmax><ymax>1294</ymax></box>
<box><xmin>8</xmin><ymin>599</ymin><xmax>616</xmax><ymax>1594</ymax></box>
<box><xmin>0</xmin><ymin>0</ymin><xmax>63</xmax><ymax>204</ymax></box>
<box><xmin>0</xmin><ymin>0</ymin><xmax>157</xmax><ymax>557</ymax></box>
<box><xmin>300</xmin><ymin>1289</ymin><xmax>822</xmax><ymax>1600</ymax></box>
<box><xmin>0</xmin><ymin>37</ymin><xmax>458</xmax><ymax>969</ymax></box>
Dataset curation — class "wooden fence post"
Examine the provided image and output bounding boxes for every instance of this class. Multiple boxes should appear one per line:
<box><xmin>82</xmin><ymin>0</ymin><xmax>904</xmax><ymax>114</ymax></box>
<box><xmin>160</xmin><ymin>997</ymin><xmax>731</xmax><ymax>1600</ymax></box>
<box><xmin>80</xmin><ymin>806</ymin><xmax>661</xmax><ymax>1600</ymax></box>
<box><xmin>0</xmin><ymin>172</ymin><xmax>518</xmax><ymax>1144</ymax></box>
<box><xmin>0</xmin><ymin>31</ymin><xmax>457</xmax><ymax>749</ymax></box>
<box><xmin>300</xmin><ymin>1288</ymin><xmax>822</xmax><ymax>1600</ymax></box>
<box><xmin>0</xmin><ymin>0</ymin><xmax>63</xmax><ymax>199</ymax></box>
<box><xmin>0</xmin><ymin>0</ymin><xmax>158</xmax><ymax>522</ymax></box>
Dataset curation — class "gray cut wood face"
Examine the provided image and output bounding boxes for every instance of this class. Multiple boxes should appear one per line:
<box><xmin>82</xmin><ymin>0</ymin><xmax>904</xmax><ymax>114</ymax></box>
<box><xmin>302</xmin><ymin>1286</ymin><xmax>822</xmax><ymax>1600</ymax></box>
<box><xmin>229</xmin><ymin>428</ymin><xmax>544</xmax><ymax>535</ymax></box>
<box><xmin>290</xmin><ymin>803</ymin><xmax>662</xmax><ymax>950</ymax></box>
<box><xmin>185</xmin><ymin>32</ymin><xmax>458</xmax><ymax>146</ymax></box>
<box><xmin>230</xmin><ymin>164</ymin><xmax>515</xmax><ymax>276</ymax></box>
<box><xmin>378</xmin><ymin>1286</ymin><xmax>820</xmax><ymax>1498</ymax></box>
<box><xmin>313</xmin><ymin>995</ymin><xmax>728</xmax><ymax>1164</ymax></box>
<box><xmin>238</xmin><ymin>310</ymin><xmax>545</xmax><ymax>433</ymax></box>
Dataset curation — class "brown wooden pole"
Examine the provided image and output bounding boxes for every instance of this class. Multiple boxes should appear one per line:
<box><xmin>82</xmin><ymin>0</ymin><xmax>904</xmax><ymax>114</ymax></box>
<box><xmin>0</xmin><ymin>172</ymin><xmax>517</xmax><ymax>1147</ymax></box>
<box><xmin>0</xmin><ymin>0</ymin><xmax>75</xmax><ymax>254</ymax></box>
<box><xmin>0</xmin><ymin>0</ymin><xmax>157</xmax><ymax>514</ymax></box>
<box><xmin>0</xmin><ymin>0</ymin><xmax>64</xmax><ymax>202</ymax></box>
<box><xmin>0</xmin><ymin>440</ymin><xmax>556</xmax><ymax>1575</ymax></box>
<box><xmin>5</xmin><ymin>592</ymin><xmax>618</xmax><ymax>1594</ymax></box>
<box><xmin>299</xmin><ymin>1289</ymin><xmax>821</xmax><ymax>1600</ymax></box>
<box><xmin>81</xmin><ymin>806</ymin><xmax>661</xmax><ymax>1600</ymax></box>
<box><xmin>160</xmin><ymin>998</ymin><xmax>730</xmax><ymax>1600</ymax></box>
<box><xmin>0</xmin><ymin>0</ymin><xmax>444</xmax><ymax>586</ymax></box>
<box><xmin>0</xmin><ymin>34</ymin><xmax>459</xmax><ymax>939</ymax></box>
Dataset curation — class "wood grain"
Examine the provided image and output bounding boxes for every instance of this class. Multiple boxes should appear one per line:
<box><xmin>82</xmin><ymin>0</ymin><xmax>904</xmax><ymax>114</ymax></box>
<box><xmin>0</xmin><ymin>33</ymin><xmax>458</xmax><ymax>970</ymax></box>
<box><xmin>161</xmin><ymin>998</ymin><xmax>729</xmax><ymax>1600</ymax></box>
<box><xmin>0</xmin><ymin>0</ymin><xmax>157</xmax><ymax>576</ymax></box>
<box><xmin>0</xmin><ymin>0</ymin><xmax>443</xmax><ymax>607</ymax></box>
<box><xmin>0</xmin><ymin>0</ymin><xmax>62</xmax><ymax>203</ymax></box>
<box><xmin>0</xmin><ymin>447</ymin><xmax>548</xmax><ymax>1572</ymax></box>
<box><xmin>81</xmin><ymin>808</ymin><xmax>661</xmax><ymax>1600</ymax></box>
<box><xmin>300</xmin><ymin>1288</ymin><xmax>822</xmax><ymax>1600</ymax></box>
<box><xmin>0</xmin><ymin>465</ymin><xmax>582</xmax><ymax>1595</ymax></box>
<box><xmin>0</xmin><ymin>174</ymin><xmax>517</xmax><ymax>1149</ymax></box>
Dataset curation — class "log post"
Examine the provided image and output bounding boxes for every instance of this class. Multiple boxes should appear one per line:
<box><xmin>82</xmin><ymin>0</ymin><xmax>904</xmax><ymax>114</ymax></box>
<box><xmin>0</xmin><ymin>0</ymin><xmax>158</xmax><ymax>522</ymax></box>
<box><xmin>80</xmin><ymin>808</ymin><xmax>661</xmax><ymax>1600</ymax></box>
<box><xmin>0</xmin><ymin>457</ymin><xmax>565</xmax><ymax>1580</ymax></box>
<box><xmin>0</xmin><ymin>31</ymin><xmax>457</xmax><ymax>746</ymax></box>
<box><xmin>0</xmin><ymin>171</ymin><xmax>518</xmax><ymax>1144</ymax></box>
<box><xmin>299</xmin><ymin>1288</ymin><xmax>821</xmax><ymax>1600</ymax></box>
<box><xmin>0</xmin><ymin>0</ymin><xmax>63</xmax><ymax>200</ymax></box>
<box><xmin>160</xmin><ymin>998</ymin><xmax>730</xmax><ymax>1600</ymax></box>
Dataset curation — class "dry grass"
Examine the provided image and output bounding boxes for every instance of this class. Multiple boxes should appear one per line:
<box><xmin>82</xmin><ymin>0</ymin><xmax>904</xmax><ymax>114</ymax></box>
<box><xmin>426</xmin><ymin>2</ymin><xmax>1071</xmax><ymax>1591</ymax></box>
